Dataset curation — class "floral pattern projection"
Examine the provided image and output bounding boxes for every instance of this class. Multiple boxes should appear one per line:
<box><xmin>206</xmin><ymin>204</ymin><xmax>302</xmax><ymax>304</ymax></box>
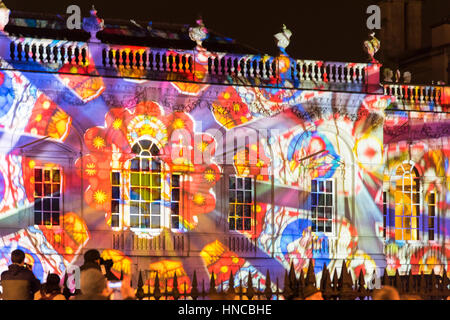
<box><xmin>0</xmin><ymin>35</ymin><xmax>449</xmax><ymax>293</ymax></box>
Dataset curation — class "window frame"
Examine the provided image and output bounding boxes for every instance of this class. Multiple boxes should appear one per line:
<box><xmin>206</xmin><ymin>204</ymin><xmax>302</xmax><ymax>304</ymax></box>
<box><xmin>227</xmin><ymin>175</ymin><xmax>255</xmax><ymax>233</ymax></box>
<box><xmin>33</xmin><ymin>166</ymin><xmax>62</xmax><ymax>227</ymax></box>
<box><xmin>310</xmin><ymin>178</ymin><xmax>335</xmax><ymax>235</ymax></box>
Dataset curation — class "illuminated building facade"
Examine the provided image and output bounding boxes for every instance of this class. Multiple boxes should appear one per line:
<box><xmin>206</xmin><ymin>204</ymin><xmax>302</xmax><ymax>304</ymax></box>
<box><xmin>0</xmin><ymin>6</ymin><xmax>449</xmax><ymax>289</ymax></box>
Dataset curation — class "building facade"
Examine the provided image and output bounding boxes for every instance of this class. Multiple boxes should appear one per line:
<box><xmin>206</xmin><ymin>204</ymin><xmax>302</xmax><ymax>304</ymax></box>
<box><xmin>0</xmin><ymin>7</ymin><xmax>449</xmax><ymax>291</ymax></box>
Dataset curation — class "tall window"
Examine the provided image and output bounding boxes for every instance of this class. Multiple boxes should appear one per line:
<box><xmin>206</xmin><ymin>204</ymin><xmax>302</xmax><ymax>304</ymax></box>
<box><xmin>171</xmin><ymin>174</ymin><xmax>181</xmax><ymax>230</ymax></box>
<box><xmin>111</xmin><ymin>171</ymin><xmax>121</xmax><ymax>228</ymax></box>
<box><xmin>228</xmin><ymin>176</ymin><xmax>253</xmax><ymax>231</ymax></box>
<box><xmin>311</xmin><ymin>179</ymin><xmax>333</xmax><ymax>233</ymax></box>
<box><xmin>394</xmin><ymin>163</ymin><xmax>420</xmax><ymax>241</ymax></box>
<box><xmin>383</xmin><ymin>191</ymin><xmax>387</xmax><ymax>238</ymax></box>
<box><xmin>428</xmin><ymin>192</ymin><xmax>436</xmax><ymax>241</ymax></box>
<box><xmin>129</xmin><ymin>140</ymin><xmax>162</xmax><ymax>229</ymax></box>
<box><xmin>34</xmin><ymin>168</ymin><xmax>61</xmax><ymax>226</ymax></box>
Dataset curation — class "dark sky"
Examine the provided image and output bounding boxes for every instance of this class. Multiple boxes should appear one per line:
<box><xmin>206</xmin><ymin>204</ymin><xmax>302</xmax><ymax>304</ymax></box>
<box><xmin>4</xmin><ymin>0</ymin><xmax>449</xmax><ymax>62</ymax></box>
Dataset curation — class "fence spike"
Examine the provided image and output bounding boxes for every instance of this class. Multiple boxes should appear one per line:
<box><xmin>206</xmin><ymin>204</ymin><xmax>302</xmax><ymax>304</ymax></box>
<box><xmin>264</xmin><ymin>269</ymin><xmax>273</xmax><ymax>300</ymax></box>
<box><xmin>394</xmin><ymin>269</ymin><xmax>402</xmax><ymax>293</ymax></box>
<box><xmin>172</xmin><ymin>271</ymin><xmax>180</xmax><ymax>300</ymax></box>
<box><xmin>338</xmin><ymin>260</ymin><xmax>355</xmax><ymax>300</ymax></box>
<box><xmin>154</xmin><ymin>271</ymin><xmax>161</xmax><ymax>300</ymax></box>
<box><xmin>381</xmin><ymin>267</ymin><xmax>389</xmax><ymax>286</ymax></box>
<box><xmin>246</xmin><ymin>272</ymin><xmax>255</xmax><ymax>300</ymax></box>
<box><xmin>227</xmin><ymin>270</ymin><xmax>235</xmax><ymax>295</ymax></box>
<box><xmin>297</xmin><ymin>268</ymin><xmax>305</xmax><ymax>299</ymax></box>
<box><xmin>136</xmin><ymin>270</ymin><xmax>144</xmax><ymax>300</ymax></box>
<box><xmin>320</xmin><ymin>263</ymin><xmax>333</xmax><ymax>300</ymax></box>
<box><xmin>357</xmin><ymin>269</ymin><xmax>367</xmax><ymax>299</ymax></box>
<box><xmin>191</xmin><ymin>270</ymin><xmax>199</xmax><ymax>300</ymax></box>
<box><xmin>209</xmin><ymin>271</ymin><xmax>216</xmax><ymax>294</ymax></box>
<box><xmin>305</xmin><ymin>259</ymin><xmax>316</xmax><ymax>288</ymax></box>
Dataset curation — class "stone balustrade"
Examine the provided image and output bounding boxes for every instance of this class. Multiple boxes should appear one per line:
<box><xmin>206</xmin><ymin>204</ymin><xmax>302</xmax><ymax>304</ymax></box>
<box><xmin>383</xmin><ymin>83</ymin><xmax>444</xmax><ymax>106</ymax></box>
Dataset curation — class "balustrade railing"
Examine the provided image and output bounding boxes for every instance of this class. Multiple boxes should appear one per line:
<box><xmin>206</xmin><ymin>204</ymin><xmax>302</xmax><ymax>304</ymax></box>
<box><xmin>383</xmin><ymin>84</ymin><xmax>444</xmax><ymax>106</ymax></box>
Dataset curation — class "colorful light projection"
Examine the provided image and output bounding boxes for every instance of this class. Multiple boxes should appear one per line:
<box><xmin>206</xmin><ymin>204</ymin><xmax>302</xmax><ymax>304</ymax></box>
<box><xmin>0</xmin><ymin>24</ymin><xmax>448</xmax><ymax>290</ymax></box>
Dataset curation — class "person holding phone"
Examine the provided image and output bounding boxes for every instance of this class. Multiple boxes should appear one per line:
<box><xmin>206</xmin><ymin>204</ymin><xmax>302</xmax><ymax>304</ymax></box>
<box><xmin>0</xmin><ymin>249</ymin><xmax>41</xmax><ymax>300</ymax></box>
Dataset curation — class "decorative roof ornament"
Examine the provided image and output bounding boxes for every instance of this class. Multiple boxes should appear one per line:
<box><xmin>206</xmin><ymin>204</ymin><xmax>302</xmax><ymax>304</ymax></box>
<box><xmin>189</xmin><ymin>18</ymin><xmax>208</xmax><ymax>47</ymax></box>
<box><xmin>0</xmin><ymin>1</ymin><xmax>10</xmax><ymax>31</ymax></box>
<box><xmin>274</xmin><ymin>24</ymin><xmax>292</xmax><ymax>52</ymax></box>
<box><xmin>364</xmin><ymin>32</ymin><xmax>380</xmax><ymax>63</ymax></box>
<box><xmin>83</xmin><ymin>5</ymin><xmax>104</xmax><ymax>42</ymax></box>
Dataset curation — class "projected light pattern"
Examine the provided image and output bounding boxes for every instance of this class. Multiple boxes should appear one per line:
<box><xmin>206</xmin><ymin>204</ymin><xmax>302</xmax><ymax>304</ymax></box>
<box><xmin>0</xmin><ymin>26</ymin><xmax>449</xmax><ymax>292</ymax></box>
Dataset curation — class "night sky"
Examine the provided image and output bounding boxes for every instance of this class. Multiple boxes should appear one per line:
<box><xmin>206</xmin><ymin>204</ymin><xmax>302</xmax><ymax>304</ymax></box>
<box><xmin>4</xmin><ymin>0</ymin><xmax>449</xmax><ymax>63</ymax></box>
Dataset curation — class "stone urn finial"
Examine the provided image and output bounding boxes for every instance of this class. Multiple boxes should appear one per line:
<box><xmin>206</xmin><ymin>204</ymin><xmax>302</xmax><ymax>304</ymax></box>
<box><xmin>364</xmin><ymin>32</ymin><xmax>381</xmax><ymax>63</ymax></box>
<box><xmin>189</xmin><ymin>17</ymin><xmax>208</xmax><ymax>48</ymax></box>
<box><xmin>0</xmin><ymin>1</ymin><xmax>10</xmax><ymax>31</ymax></box>
<box><xmin>274</xmin><ymin>24</ymin><xmax>292</xmax><ymax>52</ymax></box>
<box><xmin>83</xmin><ymin>5</ymin><xmax>104</xmax><ymax>42</ymax></box>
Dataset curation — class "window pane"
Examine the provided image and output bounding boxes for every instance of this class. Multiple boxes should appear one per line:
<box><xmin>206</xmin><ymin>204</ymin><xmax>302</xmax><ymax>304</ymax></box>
<box><xmin>244</xmin><ymin>191</ymin><xmax>252</xmax><ymax>203</ymax></box>
<box><xmin>172</xmin><ymin>188</ymin><xmax>180</xmax><ymax>201</ymax></box>
<box><xmin>142</xmin><ymin>216</ymin><xmax>150</xmax><ymax>228</ymax></box>
<box><xmin>141</xmin><ymin>159</ymin><xmax>149</xmax><ymax>171</ymax></box>
<box><xmin>111</xmin><ymin>200</ymin><xmax>119</xmax><ymax>213</ymax></box>
<box><xmin>35</xmin><ymin>183</ymin><xmax>42</xmax><ymax>197</ymax></box>
<box><xmin>311</xmin><ymin>194</ymin><xmax>317</xmax><ymax>206</ymax></box>
<box><xmin>112</xmin><ymin>186</ymin><xmax>120</xmax><ymax>199</ymax></box>
<box><xmin>151</xmin><ymin>160</ymin><xmax>160</xmax><ymax>171</ymax></box>
<box><xmin>319</xmin><ymin>181</ymin><xmax>324</xmax><ymax>192</ymax></box>
<box><xmin>53</xmin><ymin>185</ymin><xmax>60</xmax><ymax>197</ymax></box>
<box><xmin>52</xmin><ymin>213</ymin><xmax>59</xmax><ymax>225</ymax></box>
<box><xmin>172</xmin><ymin>175</ymin><xmax>180</xmax><ymax>188</ymax></box>
<box><xmin>172</xmin><ymin>216</ymin><xmax>179</xmax><ymax>229</ymax></box>
<box><xmin>244</xmin><ymin>205</ymin><xmax>251</xmax><ymax>217</ymax></box>
<box><xmin>229</xmin><ymin>176</ymin><xmax>236</xmax><ymax>190</ymax></box>
<box><xmin>130</xmin><ymin>215</ymin><xmax>139</xmax><ymax>228</ymax></box>
<box><xmin>325</xmin><ymin>221</ymin><xmax>332</xmax><ymax>233</ymax></box>
<box><xmin>132</xmin><ymin>143</ymin><xmax>141</xmax><ymax>155</ymax></box>
<box><xmin>150</xmin><ymin>144</ymin><xmax>159</xmax><ymax>156</ymax></box>
<box><xmin>142</xmin><ymin>188</ymin><xmax>150</xmax><ymax>201</ymax></box>
<box><xmin>244</xmin><ymin>218</ymin><xmax>251</xmax><ymax>231</ymax></box>
<box><xmin>244</xmin><ymin>178</ymin><xmax>252</xmax><ymax>190</ymax></box>
<box><xmin>111</xmin><ymin>172</ymin><xmax>120</xmax><ymax>185</ymax></box>
<box><xmin>237</xmin><ymin>178</ymin><xmax>243</xmax><ymax>189</ymax></box>
<box><xmin>140</xmin><ymin>203</ymin><xmax>150</xmax><ymax>215</ymax></box>
<box><xmin>43</xmin><ymin>198</ymin><xmax>51</xmax><ymax>211</ymax></box>
<box><xmin>152</xmin><ymin>202</ymin><xmax>161</xmax><ymax>214</ymax></box>
<box><xmin>52</xmin><ymin>199</ymin><xmax>59</xmax><ymax>211</ymax></box>
<box><xmin>35</xmin><ymin>169</ymin><xmax>42</xmax><ymax>182</ymax></box>
<box><xmin>43</xmin><ymin>212</ymin><xmax>51</xmax><ymax>225</ymax></box>
<box><xmin>236</xmin><ymin>218</ymin><xmax>243</xmax><ymax>230</ymax></box>
<box><xmin>34</xmin><ymin>212</ymin><xmax>42</xmax><ymax>225</ymax></box>
<box><xmin>140</xmin><ymin>140</ymin><xmax>151</xmax><ymax>150</ymax></box>
<box><xmin>170</xmin><ymin>203</ymin><xmax>179</xmax><ymax>215</ymax></box>
<box><xmin>34</xmin><ymin>199</ymin><xmax>42</xmax><ymax>211</ymax></box>
<box><xmin>130</xmin><ymin>187</ymin><xmax>140</xmax><ymax>200</ymax></box>
<box><xmin>229</xmin><ymin>218</ymin><xmax>235</xmax><ymax>230</ymax></box>
<box><xmin>236</xmin><ymin>205</ymin><xmax>243</xmax><ymax>217</ymax></box>
<box><xmin>141</xmin><ymin>174</ymin><xmax>150</xmax><ymax>187</ymax></box>
<box><xmin>44</xmin><ymin>170</ymin><xmax>51</xmax><ymax>182</ymax></box>
<box><xmin>130</xmin><ymin>202</ymin><xmax>139</xmax><ymax>214</ymax></box>
<box><xmin>131</xmin><ymin>173</ymin><xmax>140</xmax><ymax>186</ymax></box>
<box><xmin>325</xmin><ymin>207</ymin><xmax>332</xmax><ymax>219</ymax></box>
<box><xmin>326</xmin><ymin>194</ymin><xmax>332</xmax><ymax>206</ymax></box>
<box><xmin>152</xmin><ymin>174</ymin><xmax>161</xmax><ymax>186</ymax></box>
<box><xmin>151</xmin><ymin>188</ymin><xmax>161</xmax><ymax>201</ymax></box>
<box><xmin>318</xmin><ymin>194</ymin><xmax>324</xmax><ymax>206</ymax></box>
<box><xmin>44</xmin><ymin>184</ymin><xmax>52</xmax><ymax>197</ymax></box>
<box><xmin>151</xmin><ymin>216</ymin><xmax>160</xmax><ymax>228</ymax></box>
<box><xmin>52</xmin><ymin>170</ymin><xmax>60</xmax><ymax>183</ymax></box>
<box><xmin>311</xmin><ymin>180</ymin><xmax>317</xmax><ymax>192</ymax></box>
<box><xmin>111</xmin><ymin>215</ymin><xmax>119</xmax><ymax>228</ymax></box>
<box><xmin>318</xmin><ymin>207</ymin><xmax>324</xmax><ymax>218</ymax></box>
<box><xmin>131</xmin><ymin>159</ymin><xmax>140</xmax><ymax>171</ymax></box>
<box><xmin>237</xmin><ymin>191</ymin><xmax>243</xmax><ymax>203</ymax></box>
<box><xmin>229</xmin><ymin>192</ymin><xmax>236</xmax><ymax>203</ymax></box>
<box><xmin>326</xmin><ymin>180</ymin><xmax>332</xmax><ymax>193</ymax></box>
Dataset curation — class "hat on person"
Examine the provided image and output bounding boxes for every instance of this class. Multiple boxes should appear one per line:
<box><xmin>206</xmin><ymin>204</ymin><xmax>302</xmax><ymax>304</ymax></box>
<box><xmin>84</xmin><ymin>249</ymin><xmax>101</xmax><ymax>263</ymax></box>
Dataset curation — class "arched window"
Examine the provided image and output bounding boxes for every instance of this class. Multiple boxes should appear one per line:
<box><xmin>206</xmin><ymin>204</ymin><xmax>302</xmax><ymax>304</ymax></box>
<box><xmin>393</xmin><ymin>162</ymin><xmax>420</xmax><ymax>241</ymax></box>
<box><xmin>129</xmin><ymin>139</ymin><xmax>162</xmax><ymax>229</ymax></box>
